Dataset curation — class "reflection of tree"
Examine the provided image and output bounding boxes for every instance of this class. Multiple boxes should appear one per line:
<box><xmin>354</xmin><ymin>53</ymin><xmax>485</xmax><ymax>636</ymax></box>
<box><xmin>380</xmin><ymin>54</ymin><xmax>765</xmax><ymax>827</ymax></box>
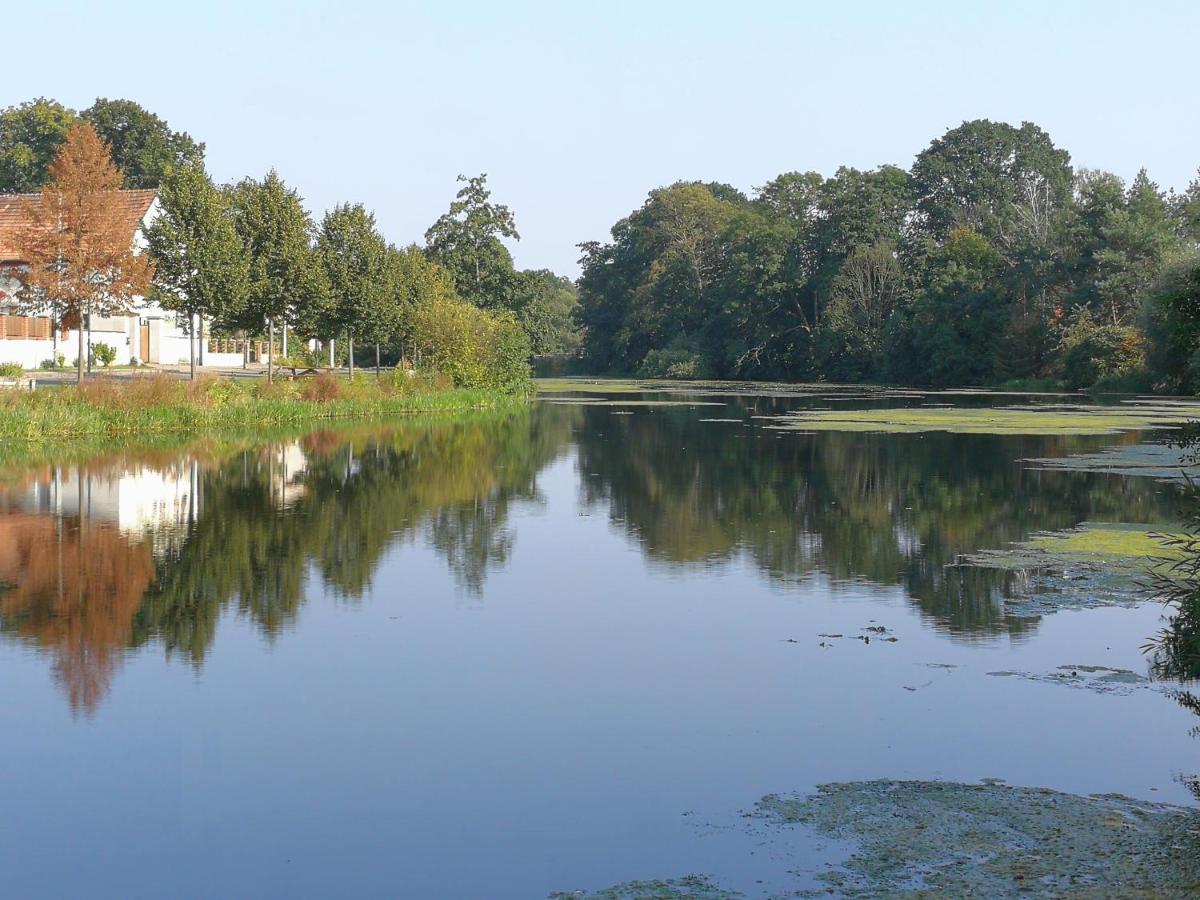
<box><xmin>0</xmin><ymin>405</ymin><xmax>579</xmax><ymax>712</ymax></box>
<box><xmin>575</xmin><ymin>402</ymin><xmax>1175</xmax><ymax>639</ymax></box>
<box><xmin>0</xmin><ymin>516</ymin><xmax>155</xmax><ymax>715</ymax></box>
<box><xmin>135</xmin><ymin>408</ymin><xmax>577</xmax><ymax>665</ymax></box>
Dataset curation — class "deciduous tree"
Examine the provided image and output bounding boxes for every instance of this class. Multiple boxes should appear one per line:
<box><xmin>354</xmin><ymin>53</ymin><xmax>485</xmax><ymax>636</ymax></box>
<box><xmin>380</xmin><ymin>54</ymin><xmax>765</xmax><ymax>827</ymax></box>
<box><xmin>227</xmin><ymin>171</ymin><xmax>322</xmax><ymax>383</ymax></box>
<box><xmin>13</xmin><ymin>122</ymin><xmax>154</xmax><ymax>382</ymax></box>
<box><xmin>144</xmin><ymin>163</ymin><xmax>250</xmax><ymax>378</ymax></box>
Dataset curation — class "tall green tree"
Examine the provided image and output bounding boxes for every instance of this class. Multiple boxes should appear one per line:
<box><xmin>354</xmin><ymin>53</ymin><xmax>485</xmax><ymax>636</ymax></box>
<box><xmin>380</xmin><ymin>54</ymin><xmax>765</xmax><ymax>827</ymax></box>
<box><xmin>315</xmin><ymin>203</ymin><xmax>393</xmax><ymax>375</ymax></box>
<box><xmin>144</xmin><ymin>163</ymin><xmax>250</xmax><ymax>378</ymax></box>
<box><xmin>910</xmin><ymin>120</ymin><xmax>1072</xmax><ymax>248</ymax></box>
<box><xmin>424</xmin><ymin>173</ymin><xmax>520</xmax><ymax>308</ymax></box>
<box><xmin>0</xmin><ymin>98</ymin><xmax>76</xmax><ymax>193</ymax></box>
<box><xmin>227</xmin><ymin>171</ymin><xmax>322</xmax><ymax>382</ymax></box>
<box><xmin>82</xmin><ymin>98</ymin><xmax>205</xmax><ymax>188</ymax></box>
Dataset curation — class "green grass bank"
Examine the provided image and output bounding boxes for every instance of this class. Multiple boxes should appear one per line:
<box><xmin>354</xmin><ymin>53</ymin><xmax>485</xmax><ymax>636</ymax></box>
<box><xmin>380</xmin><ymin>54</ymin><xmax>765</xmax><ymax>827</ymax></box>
<box><xmin>0</xmin><ymin>372</ymin><xmax>528</xmax><ymax>441</ymax></box>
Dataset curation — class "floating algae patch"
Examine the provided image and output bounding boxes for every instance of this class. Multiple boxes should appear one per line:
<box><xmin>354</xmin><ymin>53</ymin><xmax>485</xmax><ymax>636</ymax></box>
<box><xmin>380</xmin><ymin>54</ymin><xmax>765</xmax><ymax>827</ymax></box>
<box><xmin>1027</xmin><ymin>441</ymin><xmax>1200</xmax><ymax>482</ymax></box>
<box><xmin>952</xmin><ymin>523</ymin><xmax>1183</xmax><ymax>617</ymax></box>
<box><xmin>754</xmin><ymin>780</ymin><xmax>1200</xmax><ymax>897</ymax></box>
<box><xmin>987</xmin><ymin>664</ymin><xmax>1159</xmax><ymax>695</ymax></box>
<box><xmin>548</xmin><ymin>875</ymin><xmax>740</xmax><ymax>899</ymax></box>
<box><xmin>767</xmin><ymin>402</ymin><xmax>1200</xmax><ymax>435</ymax></box>
<box><xmin>541</xmin><ymin>399</ymin><xmax>725</xmax><ymax>407</ymax></box>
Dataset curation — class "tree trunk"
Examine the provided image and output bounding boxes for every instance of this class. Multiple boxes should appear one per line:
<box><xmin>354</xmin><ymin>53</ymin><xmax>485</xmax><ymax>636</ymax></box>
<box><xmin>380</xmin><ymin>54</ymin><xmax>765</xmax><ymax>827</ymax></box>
<box><xmin>329</xmin><ymin>338</ymin><xmax>335</xmax><ymax>368</ymax></box>
<box><xmin>375</xmin><ymin>343</ymin><xmax>381</xmax><ymax>378</ymax></box>
<box><xmin>199</xmin><ymin>316</ymin><xmax>205</xmax><ymax>367</ymax></box>
<box><xmin>242</xmin><ymin>330</ymin><xmax>248</xmax><ymax>369</ymax></box>
<box><xmin>348</xmin><ymin>335</ymin><xmax>354</xmax><ymax>378</ymax></box>
<box><xmin>85</xmin><ymin>308</ymin><xmax>92</xmax><ymax>375</ymax></box>
<box><xmin>267</xmin><ymin>318</ymin><xmax>275</xmax><ymax>384</ymax></box>
<box><xmin>189</xmin><ymin>312</ymin><xmax>196</xmax><ymax>380</ymax></box>
<box><xmin>76</xmin><ymin>313</ymin><xmax>84</xmax><ymax>384</ymax></box>
<box><xmin>282</xmin><ymin>322</ymin><xmax>288</xmax><ymax>359</ymax></box>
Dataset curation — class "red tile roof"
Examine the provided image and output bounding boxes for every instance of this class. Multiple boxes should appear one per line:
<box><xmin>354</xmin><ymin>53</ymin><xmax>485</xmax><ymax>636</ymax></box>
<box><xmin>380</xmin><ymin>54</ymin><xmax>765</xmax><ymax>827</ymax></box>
<box><xmin>0</xmin><ymin>188</ymin><xmax>157</xmax><ymax>262</ymax></box>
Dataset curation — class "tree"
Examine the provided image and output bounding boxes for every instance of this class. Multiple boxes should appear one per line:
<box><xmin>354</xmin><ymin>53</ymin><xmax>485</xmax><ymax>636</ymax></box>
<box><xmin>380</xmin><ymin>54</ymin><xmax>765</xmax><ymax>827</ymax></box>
<box><xmin>818</xmin><ymin>241</ymin><xmax>904</xmax><ymax>379</ymax></box>
<box><xmin>424</xmin><ymin>173</ymin><xmax>520</xmax><ymax>308</ymax></box>
<box><xmin>910</xmin><ymin>120</ymin><xmax>1072</xmax><ymax>248</ymax></box>
<box><xmin>82</xmin><ymin>98</ymin><xmax>205</xmax><ymax>189</ymax></box>
<box><xmin>315</xmin><ymin>203</ymin><xmax>393</xmax><ymax>376</ymax></box>
<box><xmin>144</xmin><ymin>163</ymin><xmax>250</xmax><ymax>378</ymax></box>
<box><xmin>227</xmin><ymin>171</ymin><xmax>322</xmax><ymax>383</ymax></box>
<box><xmin>893</xmin><ymin>228</ymin><xmax>1006</xmax><ymax>386</ymax></box>
<box><xmin>12</xmin><ymin>122</ymin><xmax>154</xmax><ymax>382</ymax></box>
<box><xmin>0</xmin><ymin>98</ymin><xmax>76</xmax><ymax>193</ymax></box>
<box><xmin>1175</xmin><ymin>170</ymin><xmax>1200</xmax><ymax>246</ymax></box>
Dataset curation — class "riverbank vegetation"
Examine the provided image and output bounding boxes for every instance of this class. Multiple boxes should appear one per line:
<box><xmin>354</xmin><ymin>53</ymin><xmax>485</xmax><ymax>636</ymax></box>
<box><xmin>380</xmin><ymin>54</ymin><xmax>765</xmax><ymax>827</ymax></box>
<box><xmin>577</xmin><ymin>120</ymin><xmax>1200</xmax><ymax>392</ymax></box>
<box><xmin>0</xmin><ymin>372</ymin><xmax>525</xmax><ymax>440</ymax></box>
<box><xmin>0</xmin><ymin>97</ymin><xmax>580</xmax><ymax>384</ymax></box>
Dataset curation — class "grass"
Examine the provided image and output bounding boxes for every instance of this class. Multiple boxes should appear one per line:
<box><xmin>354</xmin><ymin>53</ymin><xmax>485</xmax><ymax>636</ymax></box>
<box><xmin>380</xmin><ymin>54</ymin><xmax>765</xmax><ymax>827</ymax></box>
<box><xmin>0</xmin><ymin>371</ymin><xmax>527</xmax><ymax>442</ymax></box>
<box><xmin>769</xmin><ymin>402</ymin><xmax>1200</xmax><ymax>435</ymax></box>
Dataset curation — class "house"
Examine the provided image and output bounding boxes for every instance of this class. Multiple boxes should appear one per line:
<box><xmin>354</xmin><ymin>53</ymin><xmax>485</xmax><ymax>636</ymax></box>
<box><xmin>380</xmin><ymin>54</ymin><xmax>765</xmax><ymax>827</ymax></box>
<box><xmin>0</xmin><ymin>189</ymin><xmax>256</xmax><ymax>370</ymax></box>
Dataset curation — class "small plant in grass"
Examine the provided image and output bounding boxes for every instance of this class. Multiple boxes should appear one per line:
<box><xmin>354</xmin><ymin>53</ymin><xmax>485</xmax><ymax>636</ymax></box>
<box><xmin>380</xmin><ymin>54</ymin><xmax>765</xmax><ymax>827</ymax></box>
<box><xmin>299</xmin><ymin>372</ymin><xmax>342</xmax><ymax>402</ymax></box>
<box><xmin>0</xmin><ymin>363</ymin><xmax>24</xmax><ymax>377</ymax></box>
<box><xmin>92</xmin><ymin>343</ymin><xmax>118</xmax><ymax>368</ymax></box>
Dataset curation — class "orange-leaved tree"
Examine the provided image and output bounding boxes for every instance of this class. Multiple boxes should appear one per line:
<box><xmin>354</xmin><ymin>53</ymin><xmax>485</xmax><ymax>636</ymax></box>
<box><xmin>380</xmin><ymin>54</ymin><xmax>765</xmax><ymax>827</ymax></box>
<box><xmin>14</xmin><ymin>122</ymin><xmax>154</xmax><ymax>382</ymax></box>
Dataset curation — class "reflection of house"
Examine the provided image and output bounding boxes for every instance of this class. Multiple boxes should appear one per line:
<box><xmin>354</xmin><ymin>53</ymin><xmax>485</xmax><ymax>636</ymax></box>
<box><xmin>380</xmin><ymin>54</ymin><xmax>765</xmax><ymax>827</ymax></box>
<box><xmin>0</xmin><ymin>190</ymin><xmax>247</xmax><ymax>369</ymax></box>
<box><xmin>269</xmin><ymin>442</ymin><xmax>310</xmax><ymax>508</ymax></box>
<box><xmin>18</xmin><ymin>463</ymin><xmax>201</xmax><ymax>554</ymax></box>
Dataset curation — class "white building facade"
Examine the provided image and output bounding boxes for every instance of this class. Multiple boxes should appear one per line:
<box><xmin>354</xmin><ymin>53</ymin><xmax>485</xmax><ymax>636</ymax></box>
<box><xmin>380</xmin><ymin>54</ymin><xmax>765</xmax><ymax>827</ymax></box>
<box><xmin>0</xmin><ymin>189</ymin><xmax>249</xmax><ymax>370</ymax></box>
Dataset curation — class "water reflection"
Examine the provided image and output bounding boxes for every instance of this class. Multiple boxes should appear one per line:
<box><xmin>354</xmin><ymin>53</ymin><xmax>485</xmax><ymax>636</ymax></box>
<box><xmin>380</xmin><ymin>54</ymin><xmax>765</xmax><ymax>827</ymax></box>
<box><xmin>572</xmin><ymin>400</ymin><xmax>1176</xmax><ymax>637</ymax></box>
<box><xmin>0</xmin><ymin>410</ymin><xmax>577</xmax><ymax>713</ymax></box>
<box><xmin>0</xmin><ymin>396</ymin><xmax>1182</xmax><ymax>714</ymax></box>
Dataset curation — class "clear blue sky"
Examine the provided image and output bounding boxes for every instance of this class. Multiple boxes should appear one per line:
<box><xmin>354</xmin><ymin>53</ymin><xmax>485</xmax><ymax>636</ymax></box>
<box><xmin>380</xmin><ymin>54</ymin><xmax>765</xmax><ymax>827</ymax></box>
<box><xmin>7</xmin><ymin>0</ymin><xmax>1198</xmax><ymax>275</ymax></box>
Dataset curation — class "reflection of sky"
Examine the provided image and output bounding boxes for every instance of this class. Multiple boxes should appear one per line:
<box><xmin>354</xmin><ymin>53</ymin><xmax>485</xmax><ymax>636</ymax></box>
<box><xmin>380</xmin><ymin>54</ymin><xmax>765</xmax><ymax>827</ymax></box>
<box><xmin>0</xmin><ymin>448</ymin><xmax>1196</xmax><ymax>898</ymax></box>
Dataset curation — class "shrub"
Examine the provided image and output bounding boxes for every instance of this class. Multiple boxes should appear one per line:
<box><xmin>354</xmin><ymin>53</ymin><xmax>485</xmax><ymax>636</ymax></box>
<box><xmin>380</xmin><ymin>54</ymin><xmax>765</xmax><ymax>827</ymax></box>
<box><xmin>299</xmin><ymin>372</ymin><xmax>342</xmax><ymax>402</ymax></box>
<box><xmin>92</xmin><ymin>342</ymin><xmax>118</xmax><ymax>368</ymax></box>
<box><xmin>637</xmin><ymin>344</ymin><xmax>709</xmax><ymax>379</ymax></box>
<box><xmin>0</xmin><ymin>363</ymin><xmax>24</xmax><ymax>377</ymax></box>
<box><xmin>412</xmin><ymin>296</ymin><xmax>531</xmax><ymax>392</ymax></box>
<box><xmin>1059</xmin><ymin>311</ymin><xmax>1145</xmax><ymax>390</ymax></box>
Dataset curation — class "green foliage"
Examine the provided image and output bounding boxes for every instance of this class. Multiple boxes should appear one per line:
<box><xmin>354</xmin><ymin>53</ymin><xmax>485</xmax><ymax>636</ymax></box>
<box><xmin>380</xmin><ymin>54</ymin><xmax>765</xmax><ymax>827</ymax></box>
<box><xmin>577</xmin><ymin>118</ymin><xmax>1191</xmax><ymax>390</ymax></box>
<box><xmin>81</xmin><ymin>98</ymin><xmax>204</xmax><ymax>188</ymax></box>
<box><xmin>412</xmin><ymin>294</ymin><xmax>531</xmax><ymax>392</ymax></box>
<box><xmin>0</xmin><ymin>96</ymin><xmax>203</xmax><ymax>191</ymax></box>
<box><xmin>637</xmin><ymin>341</ymin><xmax>710</xmax><ymax>379</ymax></box>
<box><xmin>0</xmin><ymin>98</ymin><xmax>76</xmax><ymax>192</ymax></box>
<box><xmin>0</xmin><ymin>362</ymin><xmax>24</xmax><ymax>377</ymax></box>
<box><xmin>92</xmin><ymin>343</ymin><xmax>117</xmax><ymax>367</ymax></box>
<box><xmin>1143</xmin><ymin>252</ymin><xmax>1200</xmax><ymax>392</ymax></box>
<box><xmin>313</xmin><ymin>203</ymin><xmax>393</xmax><ymax>349</ymax></box>
<box><xmin>424</xmin><ymin>173</ymin><xmax>520</xmax><ymax>307</ymax></box>
<box><xmin>227</xmin><ymin>171</ymin><xmax>325</xmax><ymax>333</ymax></box>
<box><xmin>144</xmin><ymin>162</ymin><xmax>250</xmax><ymax>375</ymax></box>
<box><xmin>1058</xmin><ymin>310</ymin><xmax>1145</xmax><ymax>389</ymax></box>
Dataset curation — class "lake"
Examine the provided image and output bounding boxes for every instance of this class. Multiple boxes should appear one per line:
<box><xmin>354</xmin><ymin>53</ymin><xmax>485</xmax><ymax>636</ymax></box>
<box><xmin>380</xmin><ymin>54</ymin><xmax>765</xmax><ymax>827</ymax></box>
<box><xmin>1</xmin><ymin>383</ymin><xmax>1197</xmax><ymax>897</ymax></box>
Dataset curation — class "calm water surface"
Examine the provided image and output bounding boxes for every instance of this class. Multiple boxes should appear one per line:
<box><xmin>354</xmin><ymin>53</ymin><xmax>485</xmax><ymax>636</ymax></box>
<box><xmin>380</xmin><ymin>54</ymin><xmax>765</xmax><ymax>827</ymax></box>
<box><xmin>0</xmin><ymin>390</ymin><xmax>1196</xmax><ymax>897</ymax></box>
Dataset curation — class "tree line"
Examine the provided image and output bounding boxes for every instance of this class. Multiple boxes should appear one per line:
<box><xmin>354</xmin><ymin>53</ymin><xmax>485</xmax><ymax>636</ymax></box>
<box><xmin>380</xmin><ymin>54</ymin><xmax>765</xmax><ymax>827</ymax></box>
<box><xmin>0</xmin><ymin>97</ymin><xmax>580</xmax><ymax>384</ymax></box>
<box><xmin>577</xmin><ymin>119</ymin><xmax>1200</xmax><ymax>391</ymax></box>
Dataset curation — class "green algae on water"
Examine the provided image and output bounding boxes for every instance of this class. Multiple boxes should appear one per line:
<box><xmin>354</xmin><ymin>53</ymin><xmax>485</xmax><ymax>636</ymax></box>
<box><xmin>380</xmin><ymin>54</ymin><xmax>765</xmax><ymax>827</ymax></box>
<box><xmin>548</xmin><ymin>875</ymin><xmax>740</xmax><ymax>899</ymax></box>
<box><xmin>767</xmin><ymin>402</ymin><xmax>1200</xmax><ymax>435</ymax></box>
<box><xmin>1026</xmin><ymin>441</ymin><xmax>1200</xmax><ymax>482</ymax></box>
<box><xmin>755</xmin><ymin>780</ymin><xmax>1200</xmax><ymax>898</ymax></box>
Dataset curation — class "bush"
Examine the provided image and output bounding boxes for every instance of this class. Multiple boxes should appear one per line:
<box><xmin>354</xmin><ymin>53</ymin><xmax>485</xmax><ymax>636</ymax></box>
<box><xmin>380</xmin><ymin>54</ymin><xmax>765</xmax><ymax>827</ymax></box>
<box><xmin>0</xmin><ymin>362</ymin><xmax>24</xmax><ymax>377</ymax></box>
<box><xmin>412</xmin><ymin>296</ymin><xmax>531</xmax><ymax>392</ymax></box>
<box><xmin>637</xmin><ymin>344</ymin><xmax>709</xmax><ymax>379</ymax></box>
<box><xmin>299</xmin><ymin>372</ymin><xmax>342</xmax><ymax>402</ymax></box>
<box><xmin>1058</xmin><ymin>311</ymin><xmax>1145</xmax><ymax>390</ymax></box>
<box><xmin>92</xmin><ymin>342</ymin><xmax>118</xmax><ymax>368</ymax></box>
